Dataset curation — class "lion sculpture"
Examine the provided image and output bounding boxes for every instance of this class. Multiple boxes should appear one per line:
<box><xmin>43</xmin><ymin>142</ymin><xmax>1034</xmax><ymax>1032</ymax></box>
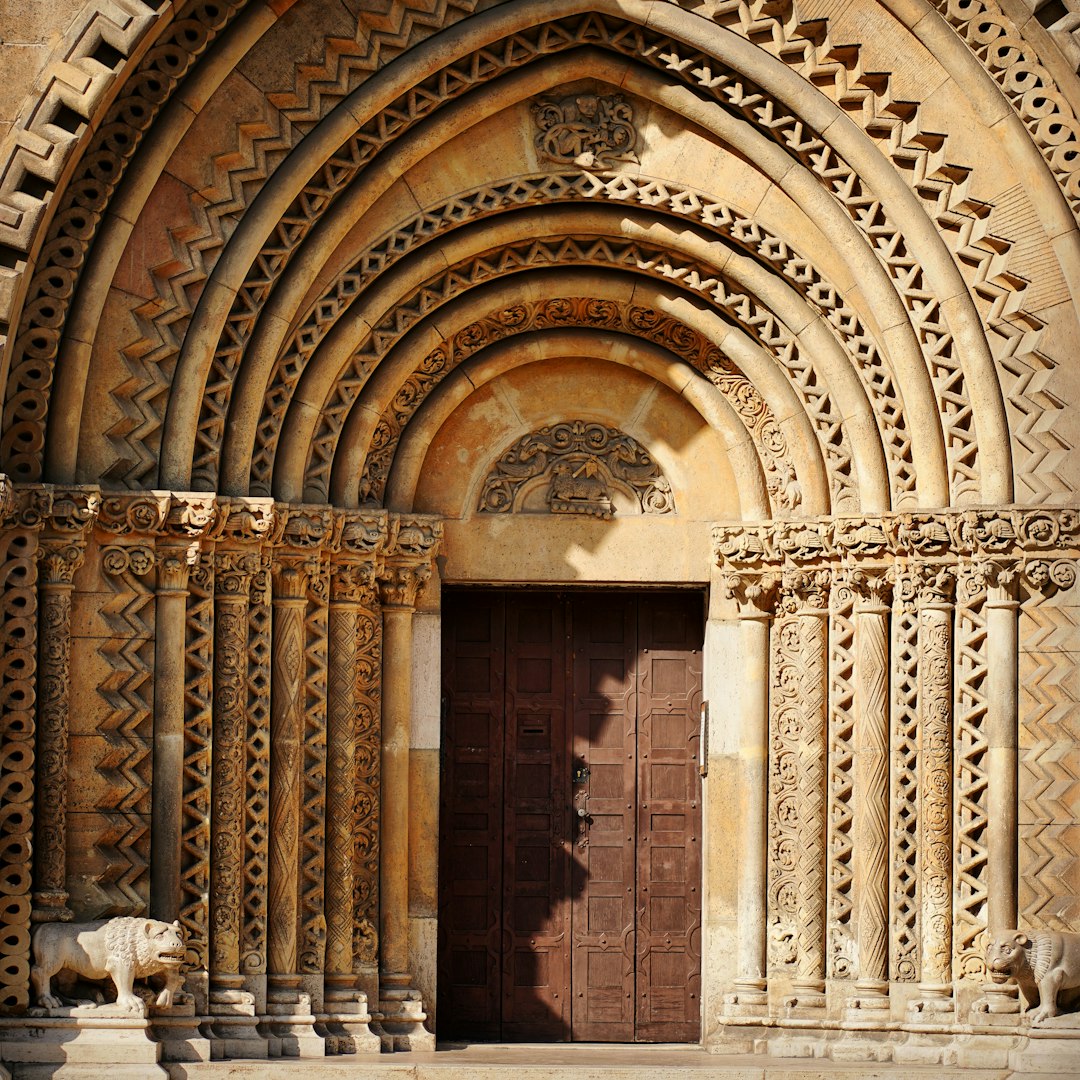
<box><xmin>985</xmin><ymin>929</ymin><xmax>1080</xmax><ymax>1025</ymax></box>
<box><xmin>31</xmin><ymin>917</ymin><xmax>186</xmax><ymax>1014</ymax></box>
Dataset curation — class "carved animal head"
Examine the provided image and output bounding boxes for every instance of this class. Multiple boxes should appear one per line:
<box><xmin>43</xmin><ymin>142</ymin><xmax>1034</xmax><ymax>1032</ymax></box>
<box><xmin>135</xmin><ymin>920</ymin><xmax>186</xmax><ymax>969</ymax></box>
<box><xmin>985</xmin><ymin>931</ymin><xmax>1031</xmax><ymax>984</ymax></box>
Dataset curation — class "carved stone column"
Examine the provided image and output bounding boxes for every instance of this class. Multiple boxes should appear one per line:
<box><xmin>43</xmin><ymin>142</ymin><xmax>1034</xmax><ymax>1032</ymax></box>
<box><xmin>151</xmin><ymin>539</ymin><xmax>199</xmax><ymax>924</ymax></box>
<box><xmin>784</xmin><ymin>569</ymin><xmax>830</xmax><ymax>1012</ymax></box>
<box><xmin>985</xmin><ymin>563</ymin><xmax>1019</xmax><ymax>933</ymax></box>
<box><xmin>33</xmin><ymin>535</ymin><xmax>87</xmax><ymax>922</ymax></box>
<box><xmin>265</xmin><ymin>553</ymin><xmax>322</xmax><ymax>1057</ymax></box>
<box><xmin>721</xmin><ymin>571</ymin><xmax>776</xmax><ymax>1015</ymax></box>
<box><xmin>910</xmin><ymin>564</ymin><xmax>956</xmax><ymax>1018</ymax></box>
<box><xmin>208</xmin><ymin>549</ymin><xmax>265</xmax><ymax>1056</ymax></box>
<box><xmin>320</xmin><ymin>552</ymin><xmax>380</xmax><ymax>1054</ymax></box>
<box><xmin>846</xmin><ymin>570</ymin><xmax>892</xmax><ymax>1013</ymax></box>
<box><xmin>376</xmin><ymin>519</ymin><xmax>438</xmax><ymax>1051</ymax></box>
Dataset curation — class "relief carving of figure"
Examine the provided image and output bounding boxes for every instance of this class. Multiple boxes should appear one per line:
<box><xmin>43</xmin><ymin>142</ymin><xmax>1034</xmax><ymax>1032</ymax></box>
<box><xmin>31</xmin><ymin>917</ymin><xmax>187</xmax><ymax>1015</ymax></box>
<box><xmin>532</xmin><ymin>93</ymin><xmax>638</xmax><ymax>168</ymax></box>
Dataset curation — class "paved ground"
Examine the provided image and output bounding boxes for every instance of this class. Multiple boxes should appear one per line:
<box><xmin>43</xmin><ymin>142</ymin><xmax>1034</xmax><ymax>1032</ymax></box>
<box><xmin>162</xmin><ymin>1043</ymin><xmax>1077</xmax><ymax>1080</ymax></box>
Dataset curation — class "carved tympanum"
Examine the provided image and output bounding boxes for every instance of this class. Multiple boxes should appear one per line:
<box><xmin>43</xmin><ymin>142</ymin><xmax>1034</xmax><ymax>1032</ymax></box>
<box><xmin>531</xmin><ymin>93</ymin><xmax>637</xmax><ymax>168</ymax></box>
<box><xmin>31</xmin><ymin>917</ymin><xmax>186</xmax><ymax>1015</ymax></box>
<box><xmin>478</xmin><ymin>421</ymin><xmax>674</xmax><ymax>519</ymax></box>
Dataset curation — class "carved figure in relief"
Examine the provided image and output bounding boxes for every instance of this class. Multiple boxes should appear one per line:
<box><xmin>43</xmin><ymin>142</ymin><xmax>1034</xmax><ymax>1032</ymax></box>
<box><xmin>985</xmin><ymin>930</ymin><xmax>1080</xmax><ymax>1025</ymax></box>
<box><xmin>31</xmin><ymin>918</ymin><xmax>186</xmax><ymax>1014</ymax></box>
<box><xmin>548</xmin><ymin>460</ymin><xmax>613</xmax><ymax>518</ymax></box>
<box><xmin>532</xmin><ymin>93</ymin><xmax>638</xmax><ymax>169</ymax></box>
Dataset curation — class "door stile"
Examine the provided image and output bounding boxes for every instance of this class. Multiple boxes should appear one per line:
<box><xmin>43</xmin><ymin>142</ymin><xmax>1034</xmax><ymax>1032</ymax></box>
<box><xmin>635</xmin><ymin>594</ymin><xmax>704</xmax><ymax>1041</ymax></box>
<box><xmin>570</xmin><ymin>595</ymin><xmax>637</xmax><ymax>1042</ymax></box>
<box><xmin>502</xmin><ymin>595</ymin><xmax>571</xmax><ymax>1038</ymax></box>
<box><xmin>437</xmin><ymin>593</ymin><xmax>506</xmax><ymax>1039</ymax></box>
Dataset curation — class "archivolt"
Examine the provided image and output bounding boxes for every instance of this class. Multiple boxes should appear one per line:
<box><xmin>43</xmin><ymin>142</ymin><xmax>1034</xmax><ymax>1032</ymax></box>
<box><xmin>143</xmin><ymin>7</ymin><xmax>1010</xmax><ymax>500</ymax></box>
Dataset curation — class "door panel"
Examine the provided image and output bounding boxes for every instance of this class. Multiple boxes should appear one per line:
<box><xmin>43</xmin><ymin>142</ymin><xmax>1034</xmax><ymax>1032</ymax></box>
<box><xmin>570</xmin><ymin>596</ymin><xmax>636</xmax><ymax>1041</ymax></box>
<box><xmin>635</xmin><ymin>594</ymin><xmax>703</xmax><ymax>1041</ymax></box>
<box><xmin>503</xmin><ymin>597</ymin><xmax>570</xmax><ymax>1038</ymax></box>
<box><xmin>439</xmin><ymin>590</ymin><xmax>703</xmax><ymax>1043</ymax></box>
<box><xmin>437</xmin><ymin>594</ymin><xmax>505</xmax><ymax>1039</ymax></box>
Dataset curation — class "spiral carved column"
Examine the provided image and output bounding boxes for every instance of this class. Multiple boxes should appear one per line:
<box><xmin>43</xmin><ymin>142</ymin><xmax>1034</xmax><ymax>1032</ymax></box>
<box><xmin>848</xmin><ymin>570</ymin><xmax>892</xmax><ymax>1012</ymax></box>
<box><xmin>785</xmin><ymin>569</ymin><xmax>830</xmax><ymax>1012</ymax></box>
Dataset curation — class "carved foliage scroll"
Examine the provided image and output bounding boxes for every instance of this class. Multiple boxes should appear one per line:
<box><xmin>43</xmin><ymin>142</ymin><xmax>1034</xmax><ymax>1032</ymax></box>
<box><xmin>532</xmin><ymin>93</ymin><xmax>638</xmax><ymax>168</ymax></box>
<box><xmin>477</xmin><ymin>421</ymin><xmax>675</xmax><ymax>519</ymax></box>
<box><xmin>0</xmin><ymin>525</ymin><xmax>37</xmax><ymax>1008</ymax></box>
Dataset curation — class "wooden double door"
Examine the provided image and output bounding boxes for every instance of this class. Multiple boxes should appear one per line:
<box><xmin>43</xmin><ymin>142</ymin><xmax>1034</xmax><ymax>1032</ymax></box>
<box><xmin>438</xmin><ymin>590</ymin><xmax>703</xmax><ymax>1042</ymax></box>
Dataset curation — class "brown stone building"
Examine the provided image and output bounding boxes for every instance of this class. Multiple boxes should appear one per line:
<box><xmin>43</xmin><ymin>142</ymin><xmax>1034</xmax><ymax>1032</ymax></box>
<box><xmin>0</xmin><ymin>0</ymin><xmax>1079</xmax><ymax>1072</ymax></box>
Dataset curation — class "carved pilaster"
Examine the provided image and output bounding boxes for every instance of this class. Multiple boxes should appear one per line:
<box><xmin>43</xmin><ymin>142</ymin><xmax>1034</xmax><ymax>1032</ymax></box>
<box><xmin>781</xmin><ymin>569</ymin><xmax>830</xmax><ymax>1011</ymax></box>
<box><xmin>33</xmin><ymin>488</ymin><xmax>98</xmax><ymax>924</ymax></box>
<box><xmin>33</xmin><ymin>535</ymin><xmax>86</xmax><ymax>922</ymax></box>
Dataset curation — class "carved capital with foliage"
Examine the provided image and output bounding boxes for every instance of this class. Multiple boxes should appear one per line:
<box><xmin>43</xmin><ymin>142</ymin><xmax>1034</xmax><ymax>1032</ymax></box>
<box><xmin>214</xmin><ymin>549</ymin><xmax>258</xmax><ymax>597</ymax></box>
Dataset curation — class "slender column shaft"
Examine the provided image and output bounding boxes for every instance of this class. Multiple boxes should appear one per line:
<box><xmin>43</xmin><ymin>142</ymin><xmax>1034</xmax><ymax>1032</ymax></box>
<box><xmin>151</xmin><ymin>541</ymin><xmax>196</xmax><ymax>923</ymax></box>
<box><xmin>380</xmin><ymin>603</ymin><xmax>413</xmax><ymax>981</ymax></box>
<box><xmin>210</xmin><ymin>552</ymin><xmax>253</xmax><ymax>983</ymax></box>
<box><xmin>326</xmin><ymin>580</ymin><xmax>361</xmax><ymax>981</ymax></box>
<box><xmin>986</xmin><ymin>571</ymin><xmax>1019</xmax><ymax>931</ymax></box>
<box><xmin>268</xmin><ymin>559</ymin><xmax>310</xmax><ymax>982</ymax></box>
<box><xmin>853</xmin><ymin>581</ymin><xmax>891</xmax><ymax>994</ymax></box>
<box><xmin>736</xmin><ymin>608</ymin><xmax>770</xmax><ymax>993</ymax></box>
<box><xmin>33</xmin><ymin>539</ymin><xmax>85</xmax><ymax>921</ymax></box>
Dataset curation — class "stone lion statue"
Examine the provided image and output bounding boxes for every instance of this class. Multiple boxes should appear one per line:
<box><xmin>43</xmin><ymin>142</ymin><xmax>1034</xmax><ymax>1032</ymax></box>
<box><xmin>31</xmin><ymin>917</ymin><xmax>186</xmax><ymax>1014</ymax></box>
<box><xmin>985</xmin><ymin>929</ymin><xmax>1080</xmax><ymax>1025</ymax></box>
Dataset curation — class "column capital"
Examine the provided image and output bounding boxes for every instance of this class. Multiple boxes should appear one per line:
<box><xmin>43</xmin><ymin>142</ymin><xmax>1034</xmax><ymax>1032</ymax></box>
<box><xmin>214</xmin><ymin>548</ymin><xmax>258</xmax><ymax>597</ymax></box>
<box><xmin>157</xmin><ymin>539</ymin><xmax>201</xmax><ymax>594</ymax></box>
<box><xmin>378</xmin><ymin>560</ymin><xmax>430</xmax><ymax>610</ymax></box>
<box><xmin>835</xmin><ymin>566</ymin><xmax>893</xmax><ymax>613</ymax></box>
<box><xmin>331</xmin><ymin>559</ymin><xmax>379</xmax><ymax>606</ymax></box>
<box><xmin>37</xmin><ymin>535</ymin><xmax>86</xmax><ymax>587</ymax></box>
<box><xmin>720</xmin><ymin>570</ymin><xmax>779</xmax><ymax>617</ymax></box>
<box><xmin>780</xmin><ymin>567</ymin><xmax>830</xmax><ymax>614</ymax></box>
<box><xmin>896</xmin><ymin>562</ymin><xmax>955</xmax><ymax>609</ymax></box>
<box><xmin>271</xmin><ymin>553</ymin><xmax>320</xmax><ymax>600</ymax></box>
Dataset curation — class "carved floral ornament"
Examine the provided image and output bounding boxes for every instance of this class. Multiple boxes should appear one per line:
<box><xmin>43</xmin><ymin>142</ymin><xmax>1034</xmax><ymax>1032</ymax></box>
<box><xmin>713</xmin><ymin>509</ymin><xmax>1080</xmax><ymax>601</ymax></box>
<box><xmin>477</xmin><ymin>421</ymin><xmax>675</xmax><ymax>520</ymax></box>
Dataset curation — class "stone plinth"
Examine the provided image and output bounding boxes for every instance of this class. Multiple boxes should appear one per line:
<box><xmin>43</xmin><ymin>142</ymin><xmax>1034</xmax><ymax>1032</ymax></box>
<box><xmin>150</xmin><ymin>1000</ymin><xmax>211</xmax><ymax>1062</ymax></box>
<box><xmin>0</xmin><ymin>1008</ymin><xmax>167</xmax><ymax>1077</ymax></box>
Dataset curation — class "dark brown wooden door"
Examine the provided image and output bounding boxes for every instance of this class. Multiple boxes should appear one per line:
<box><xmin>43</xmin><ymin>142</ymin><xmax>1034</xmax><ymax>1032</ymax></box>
<box><xmin>438</xmin><ymin>590</ymin><xmax>702</xmax><ymax>1043</ymax></box>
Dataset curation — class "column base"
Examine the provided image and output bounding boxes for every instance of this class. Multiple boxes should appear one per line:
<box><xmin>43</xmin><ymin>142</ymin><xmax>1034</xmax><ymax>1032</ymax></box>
<box><xmin>261</xmin><ymin>976</ymin><xmax>325</xmax><ymax>1058</ymax></box>
<box><xmin>784</xmin><ymin>978</ymin><xmax>827</xmax><ymax>1015</ymax></box>
<box><xmin>970</xmin><ymin>981</ymin><xmax>1022</xmax><ymax>1025</ymax></box>
<box><xmin>149</xmin><ymin>1000</ymin><xmax>211</xmax><ymax>1062</ymax></box>
<box><xmin>843</xmin><ymin>978</ymin><xmax>891</xmax><ymax>1021</ymax></box>
<box><xmin>722</xmin><ymin>977</ymin><xmax>769</xmax><ymax>1018</ymax></box>
<box><xmin>379</xmin><ymin>979</ymin><xmax>435</xmax><ymax>1051</ymax></box>
<box><xmin>31</xmin><ymin>890</ymin><xmax>72</xmax><ymax>923</ymax></box>
<box><xmin>318</xmin><ymin>981</ymin><xmax>381</xmax><ymax>1054</ymax></box>
<box><xmin>208</xmin><ymin>980</ymin><xmax>268</xmax><ymax>1059</ymax></box>
<box><xmin>906</xmin><ymin>981</ymin><xmax>955</xmax><ymax>1023</ymax></box>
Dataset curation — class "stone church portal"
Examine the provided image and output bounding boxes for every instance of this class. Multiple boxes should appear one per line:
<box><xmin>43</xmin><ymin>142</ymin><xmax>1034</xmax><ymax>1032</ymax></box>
<box><xmin>0</xmin><ymin>0</ymin><xmax>1078</xmax><ymax>1072</ymax></box>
